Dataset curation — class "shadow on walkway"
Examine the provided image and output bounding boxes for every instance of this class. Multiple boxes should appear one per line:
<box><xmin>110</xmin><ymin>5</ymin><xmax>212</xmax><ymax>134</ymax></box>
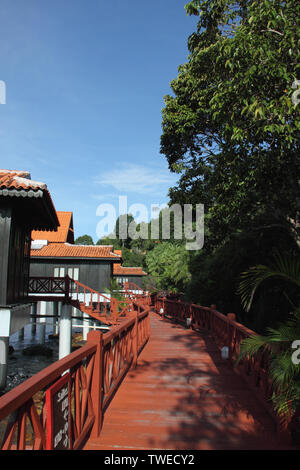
<box><xmin>85</xmin><ymin>313</ymin><xmax>284</xmax><ymax>450</ymax></box>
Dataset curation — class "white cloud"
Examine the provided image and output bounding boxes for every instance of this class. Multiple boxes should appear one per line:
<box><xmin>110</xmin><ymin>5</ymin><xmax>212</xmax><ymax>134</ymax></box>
<box><xmin>95</xmin><ymin>163</ymin><xmax>177</xmax><ymax>195</ymax></box>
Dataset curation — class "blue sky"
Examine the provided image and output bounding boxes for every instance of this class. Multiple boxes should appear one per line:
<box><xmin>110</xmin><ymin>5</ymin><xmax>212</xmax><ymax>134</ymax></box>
<box><xmin>0</xmin><ymin>0</ymin><xmax>198</xmax><ymax>242</ymax></box>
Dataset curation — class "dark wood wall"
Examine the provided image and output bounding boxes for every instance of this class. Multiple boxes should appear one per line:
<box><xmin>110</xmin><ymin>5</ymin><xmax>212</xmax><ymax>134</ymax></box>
<box><xmin>30</xmin><ymin>258</ymin><xmax>113</xmax><ymax>293</ymax></box>
<box><xmin>0</xmin><ymin>205</ymin><xmax>31</xmax><ymax>305</ymax></box>
<box><xmin>0</xmin><ymin>206</ymin><xmax>11</xmax><ymax>304</ymax></box>
<box><xmin>114</xmin><ymin>275</ymin><xmax>146</xmax><ymax>289</ymax></box>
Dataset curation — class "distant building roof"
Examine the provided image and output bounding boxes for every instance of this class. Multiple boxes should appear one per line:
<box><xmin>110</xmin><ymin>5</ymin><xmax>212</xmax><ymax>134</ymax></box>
<box><xmin>32</xmin><ymin>211</ymin><xmax>74</xmax><ymax>244</ymax></box>
<box><xmin>112</xmin><ymin>250</ymin><xmax>147</xmax><ymax>276</ymax></box>
<box><xmin>0</xmin><ymin>169</ymin><xmax>59</xmax><ymax>231</ymax></box>
<box><xmin>30</xmin><ymin>243</ymin><xmax>121</xmax><ymax>260</ymax></box>
<box><xmin>113</xmin><ymin>265</ymin><xmax>148</xmax><ymax>276</ymax></box>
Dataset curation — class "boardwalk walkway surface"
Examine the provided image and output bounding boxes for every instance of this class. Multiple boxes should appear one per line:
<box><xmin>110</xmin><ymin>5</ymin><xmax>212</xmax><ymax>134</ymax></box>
<box><xmin>84</xmin><ymin>312</ymin><xmax>282</xmax><ymax>450</ymax></box>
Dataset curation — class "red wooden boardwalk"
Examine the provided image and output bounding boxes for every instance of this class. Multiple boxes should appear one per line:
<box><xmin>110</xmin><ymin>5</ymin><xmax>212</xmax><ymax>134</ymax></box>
<box><xmin>83</xmin><ymin>312</ymin><xmax>284</xmax><ymax>450</ymax></box>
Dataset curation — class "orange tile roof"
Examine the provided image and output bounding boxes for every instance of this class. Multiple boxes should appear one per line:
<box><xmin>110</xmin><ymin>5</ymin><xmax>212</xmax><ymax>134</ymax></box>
<box><xmin>112</xmin><ymin>251</ymin><xmax>147</xmax><ymax>275</ymax></box>
<box><xmin>31</xmin><ymin>243</ymin><xmax>121</xmax><ymax>259</ymax></box>
<box><xmin>32</xmin><ymin>211</ymin><xmax>73</xmax><ymax>243</ymax></box>
<box><xmin>113</xmin><ymin>264</ymin><xmax>147</xmax><ymax>276</ymax></box>
<box><xmin>0</xmin><ymin>169</ymin><xmax>59</xmax><ymax>230</ymax></box>
<box><xmin>0</xmin><ymin>170</ymin><xmax>48</xmax><ymax>191</ymax></box>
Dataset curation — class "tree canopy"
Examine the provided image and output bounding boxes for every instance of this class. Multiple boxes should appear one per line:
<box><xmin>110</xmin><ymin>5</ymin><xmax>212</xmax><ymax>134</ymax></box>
<box><xmin>146</xmin><ymin>242</ymin><xmax>191</xmax><ymax>293</ymax></box>
<box><xmin>74</xmin><ymin>234</ymin><xmax>94</xmax><ymax>245</ymax></box>
<box><xmin>161</xmin><ymin>0</ymin><xmax>300</xmax><ymax>249</ymax></box>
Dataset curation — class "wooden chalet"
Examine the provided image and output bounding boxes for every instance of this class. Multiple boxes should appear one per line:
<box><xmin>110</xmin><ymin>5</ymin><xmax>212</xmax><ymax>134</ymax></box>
<box><xmin>30</xmin><ymin>212</ymin><xmax>122</xmax><ymax>294</ymax></box>
<box><xmin>31</xmin><ymin>210</ymin><xmax>74</xmax><ymax>245</ymax></box>
<box><xmin>113</xmin><ymin>250</ymin><xmax>147</xmax><ymax>289</ymax></box>
<box><xmin>0</xmin><ymin>169</ymin><xmax>59</xmax><ymax>388</ymax></box>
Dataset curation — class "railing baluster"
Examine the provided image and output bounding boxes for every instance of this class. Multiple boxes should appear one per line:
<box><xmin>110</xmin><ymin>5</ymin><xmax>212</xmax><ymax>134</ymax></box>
<box><xmin>0</xmin><ymin>299</ymin><xmax>151</xmax><ymax>450</ymax></box>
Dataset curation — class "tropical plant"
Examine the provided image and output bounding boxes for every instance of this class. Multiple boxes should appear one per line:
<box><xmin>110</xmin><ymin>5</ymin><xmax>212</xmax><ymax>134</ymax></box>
<box><xmin>236</xmin><ymin>253</ymin><xmax>300</xmax><ymax>426</ymax></box>
<box><xmin>238</xmin><ymin>252</ymin><xmax>300</xmax><ymax>312</ymax></box>
<box><xmin>146</xmin><ymin>242</ymin><xmax>191</xmax><ymax>293</ymax></box>
<box><xmin>104</xmin><ymin>278</ymin><xmax>128</xmax><ymax>314</ymax></box>
<box><xmin>237</xmin><ymin>309</ymin><xmax>300</xmax><ymax>422</ymax></box>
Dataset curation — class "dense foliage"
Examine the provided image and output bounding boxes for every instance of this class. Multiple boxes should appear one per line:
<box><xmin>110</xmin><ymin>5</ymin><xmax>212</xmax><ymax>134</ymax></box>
<box><xmin>158</xmin><ymin>0</ymin><xmax>300</xmax><ymax>332</ymax></box>
<box><xmin>146</xmin><ymin>242</ymin><xmax>191</xmax><ymax>293</ymax></box>
<box><xmin>236</xmin><ymin>254</ymin><xmax>300</xmax><ymax>426</ymax></box>
<box><xmin>161</xmin><ymin>0</ymin><xmax>300</xmax><ymax>249</ymax></box>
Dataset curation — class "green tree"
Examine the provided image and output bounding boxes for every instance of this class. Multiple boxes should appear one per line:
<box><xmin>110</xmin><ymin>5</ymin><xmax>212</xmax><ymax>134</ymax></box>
<box><xmin>96</xmin><ymin>236</ymin><xmax>122</xmax><ymax>250</ymax></box>
<box><xmin>115</xmin><ymin>214</ymin><xmax>135</xmax><ymax>248</ymax></box>
<box><xmin>121</xmin><ymin>246</ymin><xmax>146</xmax><ymax>269</ymax></box>
<box><xmin>146</xmin><ymin>242</ymin><xmax>191</xmax><ymax>293</ymax></box>
<box><xmin>96</xmin><ymin>214</ymin><xmax>135</xmax><ymax>249</ymax></box>
<box><xmin>186</xmin><ymin>229</ymin><xmax>299</xmax><ymax>332</ymax></box>
<box><xmin>75</xmin><ymin>234</ymin><xmax>94</xmax><ymax>245</ymax></box>
<box><xmin>161</xmin><ymin>0</ymin><xmax>300</xmax><ymax>249</ymax></box>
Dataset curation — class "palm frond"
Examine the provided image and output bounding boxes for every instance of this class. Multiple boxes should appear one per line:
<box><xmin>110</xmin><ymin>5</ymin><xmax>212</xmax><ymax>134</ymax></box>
<box><xmin>269</xmin><ymin>351</ymin><xmax>300</xmax><ymax>388</ymax></box>
<box><xmin>236</xmin><ymin>253</ymin><xmax>300</xmax><ymax>424</ymax></box>
<box><xmin>272</xmin><ymin>383</ymin><xmax>300</xmax><ymax>423</ymax></box>
<box><xmin>238</xmin><ymin>253</ymin><xmax>300</xmax><ymax>312</ymax></box>
<box><xmin>235</xmin><ymin>333</ymin><xmax>272</xmax><ymax>364</ymax></box>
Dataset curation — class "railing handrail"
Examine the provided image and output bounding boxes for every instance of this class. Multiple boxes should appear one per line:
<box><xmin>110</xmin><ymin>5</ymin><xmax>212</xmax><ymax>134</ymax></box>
<box><xmin>28</xmin><ymin>276</ymin><xmax>133</xmax><ymax>323</ymax></box>
<box><xmin>124</xmin><ymin>281</ymin><xmax>148</xmax><ymax>296</ymax></box>
<box><xmin>28</xmin><ymin>275</ymin><xmax>124</xmax><ymax>303</ymax></box>
<box><xmin>0</xmin><ymin>298</ymin><xmax>151</xmax><ymax>450</ymax></box>
<box><xmin>153</xmin><ymin>294</ymin><xmax>291</xmax><ymax>438</ymax></box>
<box><xmin>71</xmin><ymin>278</ymin><xmax>113</xmax><ymax>303</ymax></box>
<box><xmin>0</xmin><ymin>343</ymin><xmax>97</xmax><ymax>421</ymax></box>
<box><xmin>157</xmin><ymin>296</ymin><xmax>257</xmax><ymax>337</ymax></box>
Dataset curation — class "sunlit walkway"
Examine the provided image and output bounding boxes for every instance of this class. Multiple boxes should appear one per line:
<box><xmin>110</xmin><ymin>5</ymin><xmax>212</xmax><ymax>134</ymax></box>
<box><xmin>84</xmin><ymin>313</ymin><xmax>281</xmax><ymax>450</ymax></box>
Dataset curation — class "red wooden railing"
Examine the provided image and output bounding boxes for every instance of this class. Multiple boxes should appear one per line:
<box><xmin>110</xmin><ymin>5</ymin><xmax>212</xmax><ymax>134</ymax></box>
<box><xmin>70</xmin><ymin>279</ymin><xmax>131</xmax><ymax>324</ymax></box>
<box><xmin>122</xmin><ymin>282</ymin><xmax>151</xmax><ymax>308</ymax></box>
<box><xmin>0</xmin><ymin>301</ymin><xmax>150</xmax><ymax>450</ymax></box>
<box><xmin>28</xmin><ymin>276</ymin><xmax>131</xmax><ymax>324</ymax></box>
<box><xmin>153</xmin><ymin>295</ymin><xmax>289</xmax><ymax>438</ymax></box>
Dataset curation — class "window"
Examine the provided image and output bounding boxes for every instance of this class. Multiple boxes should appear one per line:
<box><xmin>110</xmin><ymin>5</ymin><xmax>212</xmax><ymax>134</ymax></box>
<box><xmin>68</xmin><ymin>267</ymin><xmax>79</xmax><ymax>280</ymax></box>
<box><xmin>116</xmin><ymin>277</ymin><xmax>128</xmax><ymax>287</ymax></box>
<box><xmin>54</xmin><ymin>267</ymin><xmax>79</xmax><ymax>279</ymax></box>
<box><xmin>54</xmin><ymin>267</ymin><xmax>65</xmax><ymax>277</ymax></box>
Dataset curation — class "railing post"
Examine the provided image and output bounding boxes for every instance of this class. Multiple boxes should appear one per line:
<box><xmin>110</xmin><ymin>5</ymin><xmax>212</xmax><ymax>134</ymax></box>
<box><xmin>146</xmin><ymin>310</ymin><xmax>150</xmax><ymax>339</ymax></box>
<box><xmin>162</xmin><ymin>296</ymin><xmax>166</xmax><ymax>319</ymax></box>
<box><xmin>227</xmin><ymin>313</ymin><xmax>236</xmax><ymax>362</ymax></box>
<box><xmin>87</xmin><ymin>330</ymin><xmax>104</xmax><ymax>438</ymax></box>
<box><xmin>210</xmin><ymin>304</ymin><xmax>216</xmax><ymax>334</ymax></box>
<box><xmin>131</xmin><ymin>311</ymin><xmax>139</xmax><ymax>369</ymax></box>
<box><xmin>177</xmin><ymin>299</ymin><xmax>181</xmax><ymax>323</ymax></box>
<box><xmin>65</xmin><ymin>275</ymin><xmax>70</xmax><ymax>302</ymax></box>
<box><xmin>187</xmin><ymin>303</ymin><xmax>193</xmax><ymax>329</ymax></box>
<box><xmin>111</xmin><ymin>298</ymin><xmax>117</xmax><ymax>322</ymax></box>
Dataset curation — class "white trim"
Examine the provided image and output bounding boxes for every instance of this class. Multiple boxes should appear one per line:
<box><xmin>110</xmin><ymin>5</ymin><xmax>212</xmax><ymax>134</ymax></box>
<box><xmin>0</xmin><ymin>304</ymin><xmax>32</xmax><ymax>336</ymax></box>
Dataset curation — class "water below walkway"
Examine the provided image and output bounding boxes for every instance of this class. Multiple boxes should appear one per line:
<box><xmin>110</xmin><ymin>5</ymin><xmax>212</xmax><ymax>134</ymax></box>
<box><xmin>0</xmin><ymin>321</ymin><xmax>83</xmax><ymax>397</ymax></box>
